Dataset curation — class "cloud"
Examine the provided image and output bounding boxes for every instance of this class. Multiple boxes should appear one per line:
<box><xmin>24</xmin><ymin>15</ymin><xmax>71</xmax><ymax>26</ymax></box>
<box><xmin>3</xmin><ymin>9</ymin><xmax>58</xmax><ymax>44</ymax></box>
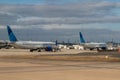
<box><xmin>0</xmin><ymin>1</ymin><xmax>120</xmax><ymax>29</ymax></box>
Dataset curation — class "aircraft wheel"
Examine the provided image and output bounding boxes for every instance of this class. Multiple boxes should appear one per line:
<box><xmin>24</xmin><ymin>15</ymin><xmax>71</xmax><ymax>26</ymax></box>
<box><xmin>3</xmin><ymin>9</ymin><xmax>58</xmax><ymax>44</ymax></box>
<box><xmin>38</xmin><ymin>49</ymin><xmax>41</xmax><ymax>52</ymax></box>
<box><xmin>30</xmin><ymin>49</ymin><xmax>33</xmax><ymax>52</ymax></box>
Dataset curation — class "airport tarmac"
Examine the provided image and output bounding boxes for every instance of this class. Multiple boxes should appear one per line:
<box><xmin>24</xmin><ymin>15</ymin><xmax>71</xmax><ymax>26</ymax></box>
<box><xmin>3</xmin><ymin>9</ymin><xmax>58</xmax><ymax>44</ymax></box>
<box><xmin>0</xmin><ymin>49</ymin><xmax>120</xmax><ymax>80</ymax></box>
<box><xmin>0</xmin><ymin>48</ymin><xmax>98</xmax><ymax>56</ymax></box>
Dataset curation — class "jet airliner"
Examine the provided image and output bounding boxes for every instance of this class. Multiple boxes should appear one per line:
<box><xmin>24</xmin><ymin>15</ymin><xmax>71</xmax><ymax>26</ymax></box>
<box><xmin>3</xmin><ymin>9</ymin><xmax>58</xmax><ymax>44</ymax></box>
<box><xmin>7</xmin><ymin>25</ymin><xmax>58</xmax><ymax>52</ymax></box>
<box><xmin>79</xmin><ymin>32</ymin><xmax>107</xmax><ymax>50</ymax></box>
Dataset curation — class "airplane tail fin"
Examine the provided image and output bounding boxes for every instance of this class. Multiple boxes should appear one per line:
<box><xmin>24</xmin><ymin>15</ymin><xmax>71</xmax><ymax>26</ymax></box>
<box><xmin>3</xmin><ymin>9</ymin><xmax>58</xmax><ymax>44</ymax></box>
<box><xmin>7</xmin><ymin>25</ymin><xmax>18</xmax><ymax>42</ymax></box>
<box><xmin>79</xmin><ymin>32</ymin><xmax>85</xmax><ymax>43</ymax></box>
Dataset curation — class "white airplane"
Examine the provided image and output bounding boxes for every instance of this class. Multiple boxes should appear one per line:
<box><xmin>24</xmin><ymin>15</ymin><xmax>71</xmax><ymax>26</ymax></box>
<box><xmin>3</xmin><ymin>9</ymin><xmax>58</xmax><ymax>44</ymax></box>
<box><xmin>7</xmin><ymin>25</ymin><xmax>58</xmax><ymax>52</ymax></box>
<box><xmin>79</xmin><ymin>32</ymin><xmax>107</xmax><ymax>50</ymax></box>
<box><xmin>0</xmin><ymin>40</ymin><xmax>8</xmax><ymax>49</ymax></box>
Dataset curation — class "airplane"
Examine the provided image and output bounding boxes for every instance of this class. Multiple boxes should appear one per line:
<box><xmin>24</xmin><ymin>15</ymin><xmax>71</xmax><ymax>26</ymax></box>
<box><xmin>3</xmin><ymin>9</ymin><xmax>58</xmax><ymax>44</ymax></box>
<box><xmin>79</xmin><ymin>32</ymin><xmax>107</xmax><ymax>50</ymax></box>
<box><xmin>7</xmin><ymin>25</ymin><xmax>59</xmax><ymax>52</ymax></box>
<box><xmin>0</xmin><ymin>40</ymin><xmax>9</xmax><ymax>49</ymax></box>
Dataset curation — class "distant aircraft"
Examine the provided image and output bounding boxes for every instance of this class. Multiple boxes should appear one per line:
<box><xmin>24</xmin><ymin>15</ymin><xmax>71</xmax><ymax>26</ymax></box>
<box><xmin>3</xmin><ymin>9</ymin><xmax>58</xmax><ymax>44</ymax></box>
<box><xmin>79</xmin><ymin>32</ymin><xmax>107</xmax><ymax>50</ymax></box>
<box><xmin>0</xmin><ymin>40</ymin><xmax>8</xmax><ymax>49</ymax></box>
<box><xmin>7</xmin><ymin>25</ymin><xmax>59</xmax><ymax>52</ymax></box>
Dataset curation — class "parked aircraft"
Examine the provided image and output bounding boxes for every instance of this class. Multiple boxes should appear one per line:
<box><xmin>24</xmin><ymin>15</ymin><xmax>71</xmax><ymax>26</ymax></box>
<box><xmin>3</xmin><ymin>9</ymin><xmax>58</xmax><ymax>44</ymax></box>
<box><xmin>7</xmin><ymin>25</ymin><xmax>59</xmax><ymax>52</ymax></box>
<box><xmin>0</xmin><ymin>40</ymin><xmax>8</xmax><ymax>49</ymax></box>
<box><xmin>79</xmin><ymin>32</ymin><xmax>107</xmax><ymax>50</ymax></box>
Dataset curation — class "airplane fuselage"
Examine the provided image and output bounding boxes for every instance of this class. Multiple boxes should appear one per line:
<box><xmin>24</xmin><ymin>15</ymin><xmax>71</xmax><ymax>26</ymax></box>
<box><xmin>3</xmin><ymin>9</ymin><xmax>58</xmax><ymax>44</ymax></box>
<box><xmin>11</xmin><ymin>41</ymin><xmax>56</xmax><ymax>49</ymax></box>
<box><xmin>81</xmin><ymin>42</ymin><xmax>107</xmax><ymax>50</ymax></box>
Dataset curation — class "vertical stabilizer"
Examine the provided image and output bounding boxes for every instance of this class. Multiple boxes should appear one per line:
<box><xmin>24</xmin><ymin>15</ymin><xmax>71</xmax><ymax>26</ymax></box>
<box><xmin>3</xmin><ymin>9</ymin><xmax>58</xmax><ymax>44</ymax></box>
<box><xmin>7</xmin><ymin>25</ymin><xmax>18</xmax><ymax>42</ymax></box>
<box><xmin>79</xmin><ymin>32</ymin><xmax>85</xmax><ymax>43</ymax></box>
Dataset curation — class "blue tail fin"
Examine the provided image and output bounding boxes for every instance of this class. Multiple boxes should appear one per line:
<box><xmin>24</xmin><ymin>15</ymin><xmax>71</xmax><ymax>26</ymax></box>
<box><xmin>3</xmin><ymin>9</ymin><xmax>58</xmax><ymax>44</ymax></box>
<box><xmin>79</xmin><ymin>32</ymin><xmax>85</xmax><ymax>43</ymax></box>
<box><xmin>7</xmin><ymin>25</ymin><xmax>18</xmax><ymax>42</ymax></box>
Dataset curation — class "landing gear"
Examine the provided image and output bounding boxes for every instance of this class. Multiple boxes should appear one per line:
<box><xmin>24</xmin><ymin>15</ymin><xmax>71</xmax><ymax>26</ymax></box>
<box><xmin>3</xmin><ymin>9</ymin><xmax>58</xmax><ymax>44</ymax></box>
<box><xmin>30</xmin><ymin>49</ymin><xmax>34</xmax><ymax>52</ymax></box>
<box><xmin>30</xmin><ymin>49</ymin><xmax>38</xmax><ymax>52</ymax></box>
<box><xmin>29</xmin><ymin>47</ymin><xmax>60</xmax><ymax>52</ymax></box>
<box><xmin>38</xmin><ymin>49</ymin><xmax>41</xmax><ymax>52</ymax></box>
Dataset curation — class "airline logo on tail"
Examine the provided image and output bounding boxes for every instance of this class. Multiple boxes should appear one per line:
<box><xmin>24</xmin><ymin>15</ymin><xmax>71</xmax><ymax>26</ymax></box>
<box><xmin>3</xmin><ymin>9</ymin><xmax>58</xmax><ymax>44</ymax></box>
<box><xmin>79</xmin><ymin>32</ymin><xmax>85</xmax><ymax>43</ymax></box>
<box><xmin>7</xmin><ymin>25</ymin><xmax>18</xmax><ymax>42</ymax></box>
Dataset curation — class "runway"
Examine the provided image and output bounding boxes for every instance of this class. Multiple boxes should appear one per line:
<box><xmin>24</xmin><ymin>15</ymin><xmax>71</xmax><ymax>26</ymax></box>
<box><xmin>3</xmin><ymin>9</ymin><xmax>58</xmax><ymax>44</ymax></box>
<box><xmin>0</xmin><ymin>49</ymin><xmax>120</xmax><ymax>80</ymax></box>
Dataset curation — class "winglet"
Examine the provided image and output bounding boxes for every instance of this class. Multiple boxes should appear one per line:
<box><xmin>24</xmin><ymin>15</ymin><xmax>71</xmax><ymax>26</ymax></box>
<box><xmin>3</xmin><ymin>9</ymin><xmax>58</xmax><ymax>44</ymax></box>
<box><xmin>7</xmin><ymin>25</ymin><xmax>18</xmax><ymax>42</ymax></box>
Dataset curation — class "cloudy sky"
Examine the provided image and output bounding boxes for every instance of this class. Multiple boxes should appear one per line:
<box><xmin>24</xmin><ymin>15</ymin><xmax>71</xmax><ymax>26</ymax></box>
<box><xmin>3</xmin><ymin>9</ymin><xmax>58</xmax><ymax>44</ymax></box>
<box><xmin>0</xmin><ymin>0</ymin><xmax>120</xmax><ymax>43</ymax></box>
